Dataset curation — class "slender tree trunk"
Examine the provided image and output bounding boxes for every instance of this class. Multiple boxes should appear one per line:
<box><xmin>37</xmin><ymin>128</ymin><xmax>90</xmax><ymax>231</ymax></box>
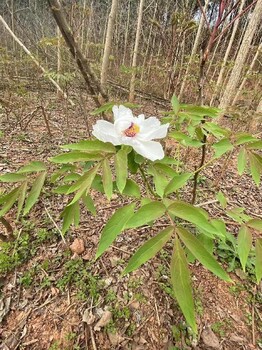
<box><xmin>101</xmin><ymin>0</ymin><xmax>118</xmax><ymax>90</ymax></box>
<box><xmin>129</xmin><ymin>0</ymin><xmax>144</xmax><ymax>102</ymax></box>
<box><xmin>219</xmin><ymin>0</ymin><xmax>262</xmax><ymax>110</ymax></box>
<box><xmin>178</xmin><ymin>0</ymin><xmax>210</xmax><ymax>100</ymax></box>
<box><xmin>57</xmin><ymin>25</ymin><xmax>61</xmax><ymax>94</ymax></box>
<box><xmin>122</xmin><ymin>0</ymin><xmax>131</xmax><ymax>65</ymax></box>
<box><xmin>211</xmin><ymin>0</ymin><xmax>245</xmax><ymax>105</ymax></box>
<box><xmin>232</xmin><ymin>41</ymin><xmax>262</xmax><ymax>104</ymax></box>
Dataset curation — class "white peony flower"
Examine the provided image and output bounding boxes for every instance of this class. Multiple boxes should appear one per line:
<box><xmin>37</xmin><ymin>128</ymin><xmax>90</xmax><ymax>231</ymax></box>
<box><xmin>92</xmin><ymin>105</ymin><xmax>169</xmax><ymax>161</ymax></box>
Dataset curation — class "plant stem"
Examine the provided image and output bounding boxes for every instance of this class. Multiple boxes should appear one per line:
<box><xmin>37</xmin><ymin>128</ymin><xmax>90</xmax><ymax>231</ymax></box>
<box><xmin>138</xmin><ymin>164</ymin><xmax>156</xmax><ymax>198</ymax></box>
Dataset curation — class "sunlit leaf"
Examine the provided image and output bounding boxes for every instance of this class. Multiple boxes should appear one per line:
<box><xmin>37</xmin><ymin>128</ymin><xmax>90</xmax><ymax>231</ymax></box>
<box><xmin>255</xmin><ymin>239</ymin><xmax>262</xmax><ymax>283</ymax></box>
<box><xmin>96</xmin><ymin>203</ymin><xmax>135</xmax><ymax>259</ymax></box>
<box><xmin>123</xmin><ymin>226</ymin><xmax>173</xmax><ymax>275</ymax></box>
<box><xmin>17</xmin><ymin>161</ymin><xmax>46</xmax><ymax>173</ymax></box>
<box><xmin>237</xmin><ymin>148</ymin><xmax>247</xmax><ymax>175</ymax></box>
<box><xmin>102</xmin><ymin>158</ymin><xmax>113</xmax><ymax>200</ymax></box>
<box><xmin>237</xmin><ymin>225</ymin><xmax>252</xmax><ymax>272</ymax></box>
<box><xmin>115</xmin><ymin>148</ymin><xmax>128</xmax><ymax>193</ymax></box>
<box><xmin>0</xmin><ymin>173</ymin><xmax>27</xmax><ymax>182</ymax></box>
<box><xmin>170</xmin><ymin>237</ymin><xmax>197</xmax><ymax>333</ymax></box>
<box><xmin>23</xmin><ymin>172</ymin><xmax>46</xmax><ymax>215</ymax></box>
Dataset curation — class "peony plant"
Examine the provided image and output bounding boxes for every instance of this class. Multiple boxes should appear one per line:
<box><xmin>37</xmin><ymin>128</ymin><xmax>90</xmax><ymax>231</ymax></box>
<box><xmin>0</xmin><ymin>96</ymin><xmax>261</xmax><ymax>334</ymax></box>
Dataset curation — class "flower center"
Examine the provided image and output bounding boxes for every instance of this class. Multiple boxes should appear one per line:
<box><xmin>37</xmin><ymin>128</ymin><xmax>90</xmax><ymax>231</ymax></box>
<box><xmin>123</xmin><ymin>122</ymin><xmax>140</xmax><ymax>137</ymax></box>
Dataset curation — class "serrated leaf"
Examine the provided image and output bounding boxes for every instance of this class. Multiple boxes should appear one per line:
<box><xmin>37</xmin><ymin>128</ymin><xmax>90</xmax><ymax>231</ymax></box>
<box><xmin>17</xmin><ymin>181</ymin><xmax>27</xmax><ymax>219</ymax></box>
<box><xmin>237</xmin><ymin>148</ymin><xmax>247</xmax><ymax>175</ymax></box>
<box><xmin>61</xmin><ymin>140</ymin><xmax>116</xmax><ymax>153</ymax></box>
<box><xmin>168</xmin><ymin>201</ymin><xmax>218</xmax><ymax>236</ymax></box>
<box><xmin>171</xmin><ymin>237</ymin><xmax>197</xmax><ymax>333</ymax></box>
<box><xmin>23</xmin><ymin>172</ymin><xmax>46</xmax><ymax>215</ymax></box>
<box><xmin>17</xmin><ymin>161</ymin><xmax>46</xmax><ymax>173</ymax></box>
<box><xmin>102</xmin><ymin>159</ymin><xmax>113</xmax><ymax>200</ymax></box>
<box><xmin>115</xmin><ymin>149</ymin><xmax>128</xmax><ymax>193</ymax></box>
<box><xmin>82</xmin><ymin>193</ymin><xmax>96</xmax><ymax>215</ymax></box>
<box><xmin>164</xmin><ymin>173</ymin><xmax>192</xmax><ymax>195</ymax></box>
<box><xmin>246</xmin><ymin>219</ymin><xmax>262</xmax><ymax>232</ymax></box>
<box><xmin>255</xmin><ymin>238</ymin><xmax>262</xmax><ymax>283</ymax></box>
<box><xmin>0</xmin><ymin>187</ymin><xmax>20</xmax><ymax>217</ymax></box>
<box><xmin>177</xmin><ymin>227</ymin><xmax>231</xmax><ymax>282</ymax></box>
<box><xmin>212</xmin><ymin>138</ymin><xmax>233</xmax><ymax>158</ymax></box>
<box><xmin>171</xmin><ymin>94</ymin><xmax>180</xmax><ymax>115</ymax></box>
<box><xmin>50</xmin><ymin>151</ymin><xmax>103</xmax><ymax>163</ymax></box>
<box><xmin>216</xmin><ymin>191</ymin><xmax>227</xmax><ymax>209</ymax></box>
<box><xmin>96</xmin><ymin>203</ymin><xmax>135</xmax><ymax>259</ymax></box>
<box><xmin>237</xmin><ymin>225</ymin><xmax>252</xmax><ymax>272</ymax></box>
<box><xmin>0</xmin><ymin>173</ymin><xmax>27</xmax><ymax>182</ymax></box>
<box><xmin>123</xmin><ymin>226</ymin><xmax>173</xmax><ymax>275</ymax></box>
<box><xmin>122</xmin><ymin>179</ymin><xmax>140</xmax><ymax>197</ymax></box>
<box><xmin>125</xmin><ymin>201</ymin><xmax>166</xmax><ymax>229</ymax></box>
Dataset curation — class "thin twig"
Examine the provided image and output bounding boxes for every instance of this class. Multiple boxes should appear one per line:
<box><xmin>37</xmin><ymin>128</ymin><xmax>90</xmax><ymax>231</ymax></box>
<box><xmin>44</xmin><ymin>205</ymin><xmax>66</xmax><ymax>244</ymax></box>
<box><xmin>89</xmin><ymin>326</ymin><xmax>97</xmax><ymax>350</ymax></box>
<box><xmin>138</xmin><ymin>164</ymin><xmax>156</xmax><ymax>198</ymax></box>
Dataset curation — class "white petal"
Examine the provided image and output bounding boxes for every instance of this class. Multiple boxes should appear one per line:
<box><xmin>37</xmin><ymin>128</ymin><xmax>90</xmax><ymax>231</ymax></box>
<box><xmin>137</xmin><ymin>114</ymin><xmax>145</xmax><ymax>122</ymax></box>
<box><xmin>92</xmin><ymin>120</ymin><xmax>121</xmax><ymax>145</ymax></box>
<box><xmin>137</xmin><ymin>123</ymin><xmax>169</xmax><ymax>141</ymax></box>
<box><xmin>132</xmin><ymin>140</ymin><xmax>165</xmax><ymax>161</ymax></box>
<box><xmin>139</xmin><ymin>117</ymin><xmax>161</xmax><ymax>130</ymax></box>
<box><xmin>113</xmin><ymin>105</ymin><xmax>134</xmax><ymax>121</ymax></box>
<box><xmin>114</xmin><ymin>118</ymin><xmax>133</xmax><ymax>134</ymax></box>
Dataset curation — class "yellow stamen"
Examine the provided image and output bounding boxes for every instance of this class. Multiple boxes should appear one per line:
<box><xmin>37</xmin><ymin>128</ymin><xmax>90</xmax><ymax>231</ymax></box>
<box><xmin>123</xmin><ymin>123</ymin><xmax>140</xmax><ymax>137</ymax></box>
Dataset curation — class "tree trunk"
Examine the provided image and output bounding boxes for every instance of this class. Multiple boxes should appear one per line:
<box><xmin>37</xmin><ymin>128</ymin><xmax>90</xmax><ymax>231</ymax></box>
<box><xmin>232</xmin><ymin>41</ymin><xmax>262</xmax><ymax>105</ymax></box>
<box><xmin>129</xmin><ymin>0</ymin><xmax>144</xmax><ymax>102</ymax></box>
<box><xmin>101</xmin><ymin>0</ymin><xmax>118</xmax><ymax>90</ymax></box>
<box><xmin>48</xmin><ymin>0</ymin><xmax>108</xmax><ymax>106</ymax></box>
<box><xmin>211</xmin><ymin>0</ymin><xmax>245</xmax><ymax>105</ymax></box>
<box><xmin>178</xmin><ymin>0</ymin><xmax>210</xmax><ymax>100</ymax></box>
<box><xmin>219</xmin><ymin>0</ymin><xmax>262</xmax><ymax>110</ymax></box>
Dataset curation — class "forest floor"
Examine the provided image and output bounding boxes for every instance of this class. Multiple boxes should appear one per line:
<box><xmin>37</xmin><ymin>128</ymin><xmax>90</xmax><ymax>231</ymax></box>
<box><xmin>0</xmin><ymin>92</ymin><xmax>261</xmax><ymax>350</ymax></box>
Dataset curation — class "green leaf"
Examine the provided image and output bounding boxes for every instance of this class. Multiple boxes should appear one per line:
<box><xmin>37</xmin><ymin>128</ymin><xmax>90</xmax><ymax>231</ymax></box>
<box><xmin>23</xmin><ymin>172</ymin><xmax>46</xmax><ymax>215</ymax></box>
<box><xmin>212</xmin><ymin>138</ymin><xmax>233</xmax><ymax>158</ymax></box>
<box><xmin>61</xmin><ymin>140</ymin><xmax>116</xmax><ymax>153</ymax></box>
<box><xmin>67</xmin><ymin>165</ymin><xmax>100</xmax><ymax>194</ymax></box>
<box><xmin>61</xmin><ymin>202</ymin><xmax>79</xmax><ymax>233</ymax></box>
<box><xmin>164</xmin><ymin>173</ymin><xmax>192</xmax><ymax>195</ymax></box>
<box><xmin>168</xmin><ymin>201</ymin><xmax>218</xmax><ymax>236</ymax></box>
<box><xmin>203</xmin><ymin>123</ymin><xmax>230</xmax><ymax>138</ymax></box>
<box><xmin>68</xmin><ymin>165</ymin><xmax>99</xmax><ymax>205</ymax></box>
<box><xmin>102</xmin><ymin>159</ymin><xmax>113</xmax><ymax>200</ymax></box>
<box><xmin>0</xmin><ymin>187</ymin><xmax>20</xmax><ymax>217</ymax></box>
<box><xmin>125</xmin><ymin>201</ymin><xmax>166</xmax><ymax>229</ymax></box>
<box><xmin>53</xmin><ymin>184</ymin><xmax>71</xmax><ymax>194</ymax></box>
<box><xmin>255</xmin><ymin>238</ymin><xmax>262</xmax><ymax>284</ymax></box>
<box><xmin>115</xmin><ymin>149</ymin><xmax>128</xmax><ymax>193</ymax></box>
<box><xmin>249</xmin><ymin>153</ymin><xmax>262</xmax><ymax>186</ymax></box>
<box><xmin>50</xmin><ymin>151</ymin><xmax>103</xmax><ymax>163</ymax></box>
<box><xmin>122</xmin><ymin>179</ymin><xmax>140</xmax><ymax>198</ymax></box>
<box><xmin>96</xmin><ymin>203</ymin><xmax>135</xmax><ymax>259</ymax></box>
<box><xmin>123</xmin><ymin>226</ymin><xmax>173</xmax><ymax>275</ymax></box>
<box><xmin>237</xmin><ymin>148</ymin><xmax>247</xmax><ymax>175</ymax></box>
<box><xmin>0</xmin><ymin>173</ymin><xmax>27</xmax><ymax>182</ymax></box>
<box><xmin>177</xmin><ymin>227</ymin><xmax>231</xmax><ymax>282</ymax></box>
<box><xmin>82</xmin><ymin>193</ymin><xmax>96</xmax><ymax>215</ymax></box>
<box><xmin>216</xmin><ymin>191</ymin><xmax>227</xmax><ymax>209</ymax></box>
<box><xmin>237</xmin><ymin>226</ymin><xmax>252</xmax><ymax>272</ymax></box>
<box><xmin>149</xmin><ymin>166</ymin><xmax>169</xmax><ymax>197</ymax></box>
<box><xmin>235</xmin><ymin>133</ymin><xmax>257</xmax><ymax>146</ymax></box>
<box><xmin>63</xmin><ymin>173</ymin><xmax>81</xmax><ymax>182</ymax></box>
<box><xmin>246</xmin><ymin>141</ymin><xmax>262</xmax><ymax>150</ymax></box>
<box><xmin>170</xmin><ymin>237</ymin><xmax>197</xmax><ymax>333</ymax></box>
<box><xmin>91</xmin><ymin>102</ymin><xmax>115</xmax><ymax>115</ymax></box>
<box><xmin>246</xmin><ymin>219</ymin><xmax>262</xmax><ymax>232</ymax></box>
<box><xmin>17</xmin><ymin>161</ymin><xmax>46</xmax><ymax>173</ymax></box>
<box><xmin>171</xmin><ymin>94</ymin><xmax>180</xmax><ymax>115</ymax></box>
<box><xmin>17</xmin><ymin>181</ymin><xmax>27</xmax><ymax>219</ymax></box>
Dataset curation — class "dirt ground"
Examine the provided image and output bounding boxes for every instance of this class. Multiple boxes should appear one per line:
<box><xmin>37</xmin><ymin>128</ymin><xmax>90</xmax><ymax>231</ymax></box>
<box><xmin>0</xmin><ymin>92</ymin><xmax>261</xmax><ymax>350</ymax></box>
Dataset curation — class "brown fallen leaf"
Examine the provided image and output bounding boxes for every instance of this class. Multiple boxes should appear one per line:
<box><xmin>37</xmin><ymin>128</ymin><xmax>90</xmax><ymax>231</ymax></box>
<box><xmin>94</xmin><ymin>310</ymin><xmax>112</xmax><ymax>331</ymax></box>
<box><xmin>70</xmin><ymin>238</ymin><xmax>85</xmax><ymax>255</ymax></box>
<box><xmin>107</xmin><ymin>332</ymin><xmax>125</xmax><ymax>346</ymax></box>
<box><xmin>82</xmin><ymin>309</ymin><xmax>95</xmax><ymax>325</ymax></box>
